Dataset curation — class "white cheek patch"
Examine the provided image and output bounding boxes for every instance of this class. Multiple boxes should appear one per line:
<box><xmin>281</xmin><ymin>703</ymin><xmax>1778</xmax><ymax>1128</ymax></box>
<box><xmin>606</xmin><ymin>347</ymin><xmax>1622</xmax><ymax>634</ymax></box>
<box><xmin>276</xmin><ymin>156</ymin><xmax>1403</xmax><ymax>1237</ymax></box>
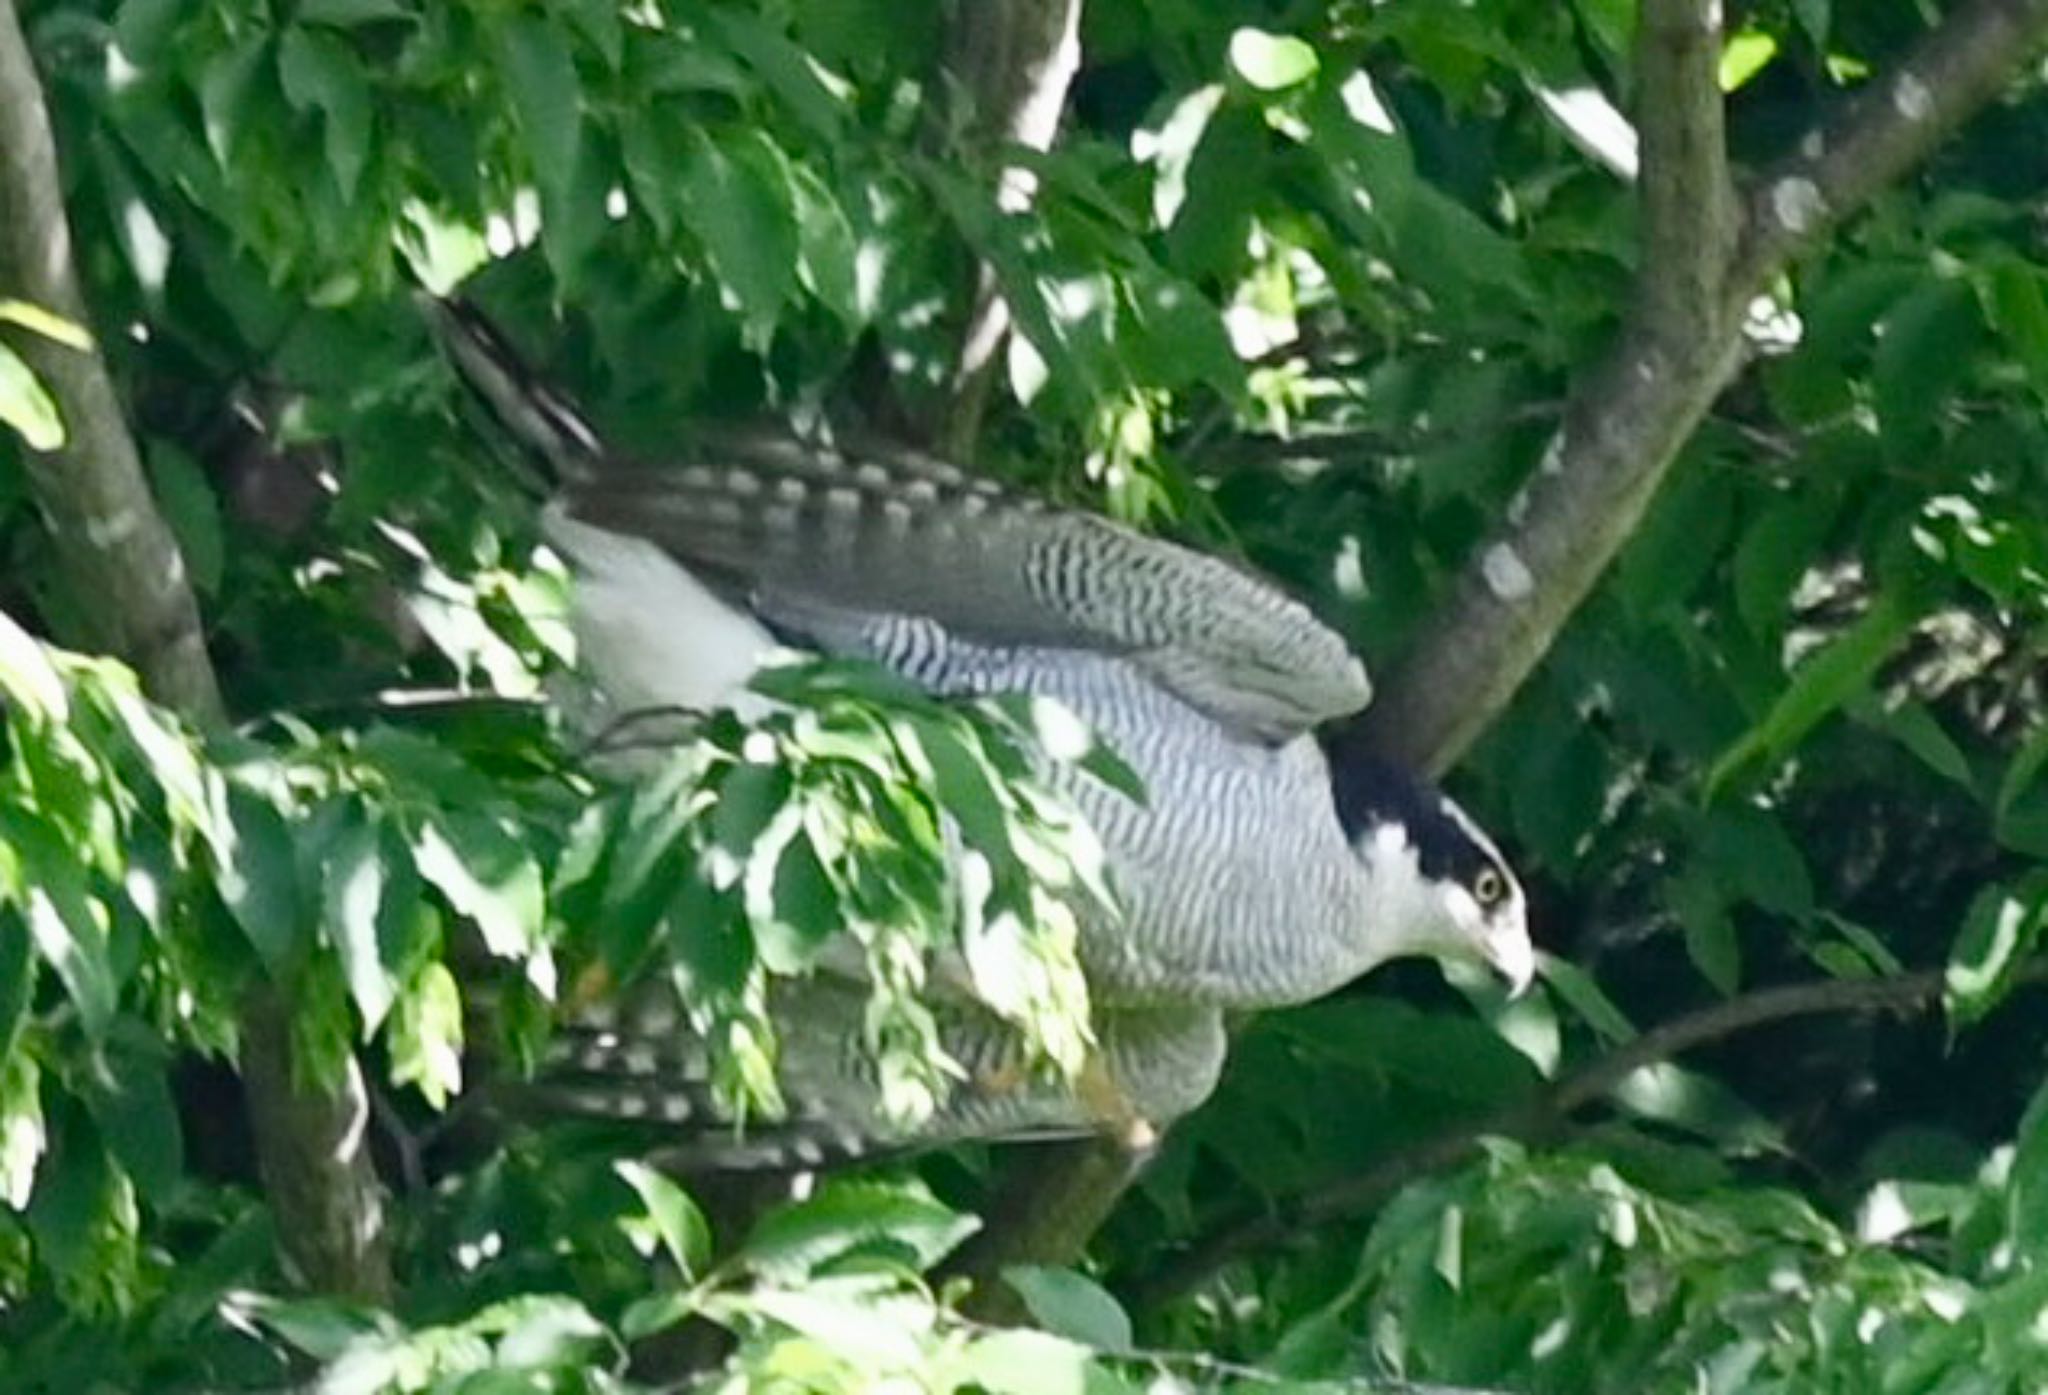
<box><xmin>1442</xmin><ymin>883</ymin><xmax>1485</xmax><ymax>934</ymax></box>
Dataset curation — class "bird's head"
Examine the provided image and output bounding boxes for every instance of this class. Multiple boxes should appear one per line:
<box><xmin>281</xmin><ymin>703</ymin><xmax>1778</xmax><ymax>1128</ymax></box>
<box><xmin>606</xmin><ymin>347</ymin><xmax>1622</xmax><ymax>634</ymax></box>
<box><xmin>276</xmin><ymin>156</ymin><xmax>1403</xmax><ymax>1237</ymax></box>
<box><xmin>1326</xmin><ymin>749</ymin><xmax>1534</xmax><ymax>995</ymax></box>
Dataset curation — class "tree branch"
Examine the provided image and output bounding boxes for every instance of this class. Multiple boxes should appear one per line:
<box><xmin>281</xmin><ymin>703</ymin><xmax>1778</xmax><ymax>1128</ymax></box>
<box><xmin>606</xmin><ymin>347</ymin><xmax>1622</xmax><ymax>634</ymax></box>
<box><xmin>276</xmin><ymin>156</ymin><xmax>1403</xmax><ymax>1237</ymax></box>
<box><xmin>1736</xmin><ymin>0</ymin><xmax>2048</xmax><ymax>285</ymax></box>
<box><xmin>1356</xmin><ymin>0</ymin><xmax>1740</xmax><ymax>773</ymax></box>
<box><xmin>0</xmin><ymin>0</ymin><xmax>389</xmax><ymax>1300</ymax></box>
<box><xmin>1355</xmin><ymin>0</ymin><xmax>2048</xmax><ymax>775</ymax></box>
<box><xmin>1124</xmin><ymin>962</ymin><xmax>2047</xmax><ymax>1313</ymax></box>
<box><xmin>925</xmin><ymin>0</ymin><xmax>1082</xmax><ymax>458</ymax></box>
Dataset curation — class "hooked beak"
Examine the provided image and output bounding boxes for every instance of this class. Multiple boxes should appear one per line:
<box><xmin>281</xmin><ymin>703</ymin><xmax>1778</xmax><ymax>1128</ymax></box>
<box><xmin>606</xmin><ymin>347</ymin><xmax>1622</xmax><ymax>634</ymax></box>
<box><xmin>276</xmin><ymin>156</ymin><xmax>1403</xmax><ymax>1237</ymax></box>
<box><xmin>1486</xmin><ymin>927</ymin><xmax>1538</xmax><ymax>999</ymax></box>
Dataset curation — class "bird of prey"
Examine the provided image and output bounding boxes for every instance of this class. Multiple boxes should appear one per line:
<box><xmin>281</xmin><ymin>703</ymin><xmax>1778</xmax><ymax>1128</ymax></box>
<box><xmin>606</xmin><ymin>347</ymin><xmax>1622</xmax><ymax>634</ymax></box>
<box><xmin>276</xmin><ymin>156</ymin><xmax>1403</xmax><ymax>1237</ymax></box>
<box><xmin>428</xmin><ymin>300</ymin><xmax>1533</xmax><ymax>1168</ymax></box>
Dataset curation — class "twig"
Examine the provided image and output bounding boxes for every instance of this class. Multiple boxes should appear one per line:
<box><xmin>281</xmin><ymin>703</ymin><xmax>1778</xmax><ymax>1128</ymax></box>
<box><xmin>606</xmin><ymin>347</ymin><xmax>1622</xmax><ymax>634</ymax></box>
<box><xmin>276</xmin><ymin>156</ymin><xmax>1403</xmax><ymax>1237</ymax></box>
<box><xmin>1122</xmin><ymin>962</ymin><xmax>2048</xmax><ymax>1312</ymax></box>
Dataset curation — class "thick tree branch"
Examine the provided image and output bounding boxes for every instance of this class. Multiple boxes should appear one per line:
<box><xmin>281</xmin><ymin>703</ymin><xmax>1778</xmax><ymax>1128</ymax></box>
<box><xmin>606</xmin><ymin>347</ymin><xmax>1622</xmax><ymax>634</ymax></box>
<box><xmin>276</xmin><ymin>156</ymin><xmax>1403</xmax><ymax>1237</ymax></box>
<box><xmin>0</xmin><ymin>3</ymin><xmax>218</xmax><ymax>715</ymax></box>
<box><xmin>1356</xmin><ymin>0</ymin><xmax>2048</xmax><ymax>775</ymax></box>
<box><xmin>1124</xmin><ymin>963</ymin><xmax>2048</xmax><ymax>1313</ymax></box>
<box><xmin>0</xmin><ymin>0</ymin><xmax>389</xmax><ymax>1300</ymax></box>
<box><xmin>1356</xmin><ymin>0</ymin><xmax>1739</xmax><ymax>773</ymax></box>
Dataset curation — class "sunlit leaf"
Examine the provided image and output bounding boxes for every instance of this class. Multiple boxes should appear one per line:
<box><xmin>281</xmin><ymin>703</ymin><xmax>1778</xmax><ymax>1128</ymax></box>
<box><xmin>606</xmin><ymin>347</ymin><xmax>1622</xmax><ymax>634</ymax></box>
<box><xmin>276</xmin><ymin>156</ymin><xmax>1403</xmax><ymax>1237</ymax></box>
<box><xmin>0</xmin><ymin>608</ymin><xmax>68</xmax><ymax>723</ymax></box>
<box><xmin>0</xmin><ymin>808</ymin><xmax>117</xmax><ymax>1037</ymax></box>
<box><xmin>323</xmin><ymin>804</ymin><xmax>395</xmax><ymax>1034</ymax></box>
<box><xmin>615</xmin><ymin>1160</ymin><xmax>711</xmax><ymax>1279</ymax></box>
<box><xmin>1945</xmin><ymin>879</ymin><xmax>2048</xmax><ymax>1028</ymax></box>
<box><xmin>0</xmin><ymin>301</ymin><xmax>91</xmax><ymax>351</ymax></box>
<box><xmin>0</xmin><ymin>342</ymin><xmax>63</xmax><ymax>450</ymax></box>
<box><xmin>410</xmin><ymin>811</ymin><xmax>545</xmax><ymax>967</ymax></box>
<box><xmin>1719</xmin><ymin>29</ymin><xmax>1778</xmax><ymax>91</ymax></box>
<box><xmin>1228</xmin><ymin>29</ymin><xmax>1320</xmax><ymax>90</ymax></box>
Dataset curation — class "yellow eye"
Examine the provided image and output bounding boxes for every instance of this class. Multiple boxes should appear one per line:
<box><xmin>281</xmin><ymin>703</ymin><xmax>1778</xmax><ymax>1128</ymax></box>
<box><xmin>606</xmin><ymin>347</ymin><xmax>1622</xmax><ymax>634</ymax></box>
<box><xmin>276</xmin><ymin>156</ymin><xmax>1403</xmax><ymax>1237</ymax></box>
<box><xmin>1473</xmin><ymin>867</ymin><xmax>1507</xmax><ymax>907</ymax></box>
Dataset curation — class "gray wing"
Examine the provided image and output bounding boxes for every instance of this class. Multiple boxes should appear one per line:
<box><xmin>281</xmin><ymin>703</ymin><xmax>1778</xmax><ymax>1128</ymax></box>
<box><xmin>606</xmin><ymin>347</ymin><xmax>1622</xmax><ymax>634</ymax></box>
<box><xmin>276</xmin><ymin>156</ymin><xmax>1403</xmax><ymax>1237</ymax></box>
<box><xmin>559</xmin><ymin>431</ymin><xmax>1369</xmax><ymax>744</ymax></box>
<box><xmin>516</xmin><ymin>975</ymin><xmax>1227</xmax><ymax>1170</ymax></box>
<box><xmin>430</xmin><ymin>295</ymin><xmax>1367</xmax><ymax>741</ymax></box>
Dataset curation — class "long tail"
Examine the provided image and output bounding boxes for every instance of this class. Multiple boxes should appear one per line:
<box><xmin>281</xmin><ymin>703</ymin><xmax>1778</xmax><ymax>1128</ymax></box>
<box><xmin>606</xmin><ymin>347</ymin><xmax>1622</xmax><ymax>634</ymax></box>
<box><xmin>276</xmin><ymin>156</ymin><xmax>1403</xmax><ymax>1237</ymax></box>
<box><xmin>420</xmin><ymin>294</ymin><xmax>608</xmax><ymax>486</ymax></box>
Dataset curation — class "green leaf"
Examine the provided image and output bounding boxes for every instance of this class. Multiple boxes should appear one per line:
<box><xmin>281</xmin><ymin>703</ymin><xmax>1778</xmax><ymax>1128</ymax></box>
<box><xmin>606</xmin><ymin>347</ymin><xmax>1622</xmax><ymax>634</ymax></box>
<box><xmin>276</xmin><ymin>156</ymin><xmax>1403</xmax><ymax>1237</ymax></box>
<box><xmin>216</xmin><ymin>785</ymin><xmax>307</xmax><ymax>976</ymax></box>
<box><xmin>82</xmin><ymin>1040</ymin><xmax>182</xmax><ymax>1201</ymax></box>
<box><xmin>410</xmin><ymin>812</ymin><xmax>545</xmax><ymax>965</ymax></box>
<box><xmin>277</xmin><ymin>27</ymin><xmax>374</xmax><ymax>200</ymax></box>
<box><xmin>1228</xmin><ymin>29</ymin><xmax>1320</xmax><ymax>90</ymax></box>
<box><xmin>1672</xmin><ymin>868</ymin><xmax>1740</xmax><ymax>993</ymax></box>
<box><xmin>1734</xmin><ymin>490</ymin><xmax>1836</xmax><ymax>637</ymax></box>
<box><xmin>1945</xmin><ymin>880</ymin><xmax>2048</xmax><ymax>1028</ymax></box>
<box><xmin>756</xmin><ymin>827</ymin><xmax>839</xmax><ymax>972</ymax></box>
<box><xmin>790</xmin><ymin>164</ymin><xmax>863</xmax><ymax>326</ymax></box>
<box><xmin>1875</xmin><ymin>278</ymin><xmax>1984</xmax><ymax>450</ymax></box>
<box><xmin>0</xmin><ymin>913</ymin><xmax>31</xmax><ymax>1059</ymax></box>
<box><xmin>950</xmin><ymin>1330</ymin><xmax>1093</xmax><ymax>1395</ymax></box>
<box><xmin>0</xmin><ymin>607</ymin><xmax>68</xmax><ymax>722</ymax></box>
<box><xmin>678</xmin><ymin>127</ymin><xmax>799</xmax><ymax>332</ymax></box>
<box><xmin>1854</xmin><ymin>697</ymin><xmax>1973</xmax><ymax>789</ymax></box>
<box><xmin>1719</xmin><ymin>29</ymin><xmax>1778</xmax><ymax>91</ymax></box>
<box><xmin>387</xmin><ymin>958</ymin><xmax>462</xmax><ymax>1108</ymax></box>
<box><xmin>1003</xmin><ymin>1265</ymin><xmax>1133</xmax><ymax>1353</ymax></box>
<box><xmin>1985</xmin><ymin>259</ymin><xmax>2048</xmax><ymax>379</ymax></box>
<box><xmin>112</xmin><ymin>0</ymin><xmax>185</xmax><ymax>64</ymax></box>
<box><xmin>666</xmin><ymin>876</ymin><xmax>751</xmax><ymax>1004</ymax></box>
<box><xmin>0</xmin><ymin>342</ymin><xmax>64</xmax><ymax>451</ymax></box>
<box><xmin>614</xmin><ymin>1159</ymin><xmax>711</xmax><ymax>1279</ymax></box>
<box><xmin>299</xmin><ymin>0</ymin><xmax>410</xmax><ymax>24</ymax></box>
<box><xmin>901</xmin><ymin>716</ymin><xmax>1010</xmax><ymax>854</ymax></box>
<box><xmin>1792</xmin><ymin>0</ymin><xmax>1831</xmax><ymax>47</ymax></box>
<box><xmin>197</xmin><ymin>35</ymin><xmax>270</xmax><ymax>167</ymax></box>
<box><xmin>0</xmin><ymin>300</ymin><xmax>92</xmax><ymax>350</ymax></box>
<box><xmin>0</xmin><ymin>807</ymin><xmax>117</xmax><ymax>1037</ymax></box>
<box><xmin>0</xmin><ymin>1047</ymin><xmax>44</xmax><ymax>1209</ymax></box>
<box><xmin>1707</xmin><ymin>593</ymin><xmax>1917</xmax><ymax>798</ymax></box>
<box><xmin>1538</xmin><ymin>955</ymin><xmax>1635</xmax><ymax>1042</ymax></box>
<box><xmin>323</xmin><ymin>804</ymin><xmax>395</xmax><ymax>1034</ymax></box>
<box><xmin>1121</xmin><ymin>271</ymin><xmax>1245</xmax><ymax>401</ymax></box>
<box><xmin>1700</xmin><ymin>808</ymin><xmax>1815</xmax><ymax>918</ymax></box>
<box><xmin>699</xmin><ymin>8</ymin><xmax>847</xmax><ymax>142</ymax></box>
<box><xmin>1999</xmin><ymin>719</ymin><xmax>2048</xmax><ymax>822</ymax></box>
<box><xmin>26</xmin><ymin>1102</ymin><xmax>138</xmax><ymax>1313</ymax></box>
<box><xmin>148</xmin><ymin>440</ymin><xmax>224</xmax><ymax>597</ymax></box>
<box><xmin>740</xmin><ymin>1180</ymin><xmax>977</xmax><ymax>1280</ymax></box>
<box><xmin>498</xmin><ymin>15</ymin><xmax>583</xmax><ymax>200</ymax></box>
<box><xmin>2008</xmin><ymin>1071</ymin><xmax>2048</xmax><ymax>1257</ymax></box>
<box><xmin>712</xmin><ymin>761</ymin><xmax>792</xmax><ymax>860</ymax></box>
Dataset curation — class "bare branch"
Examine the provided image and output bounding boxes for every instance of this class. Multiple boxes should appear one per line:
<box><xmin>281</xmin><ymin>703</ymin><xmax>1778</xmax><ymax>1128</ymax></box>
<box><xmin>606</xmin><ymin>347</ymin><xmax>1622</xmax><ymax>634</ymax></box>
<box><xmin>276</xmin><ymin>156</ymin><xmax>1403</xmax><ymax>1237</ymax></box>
<box><xmin>1356</xmin><ymin>0</ymin><xmax>2048</xmax><ymax>775</ymax></box>
<box><xmin>1124</xmin><ymin>963</ymin><xmax>2048</xmax><ymax>1312</ymax></box>
<box><xmin>0</xmin><ymin>0</ymin><xmax>389</xmax><ymax>1300</ymax></box>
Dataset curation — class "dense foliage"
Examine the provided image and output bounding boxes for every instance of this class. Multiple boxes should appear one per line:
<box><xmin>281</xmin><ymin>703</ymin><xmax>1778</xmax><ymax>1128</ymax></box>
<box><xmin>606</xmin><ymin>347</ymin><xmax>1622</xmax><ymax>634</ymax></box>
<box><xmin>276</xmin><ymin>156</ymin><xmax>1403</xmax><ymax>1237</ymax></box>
<box><xmin>2</xmin><ymin>0</ymin><xmax>2048</xmax><ymax>1390</ymax></box>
